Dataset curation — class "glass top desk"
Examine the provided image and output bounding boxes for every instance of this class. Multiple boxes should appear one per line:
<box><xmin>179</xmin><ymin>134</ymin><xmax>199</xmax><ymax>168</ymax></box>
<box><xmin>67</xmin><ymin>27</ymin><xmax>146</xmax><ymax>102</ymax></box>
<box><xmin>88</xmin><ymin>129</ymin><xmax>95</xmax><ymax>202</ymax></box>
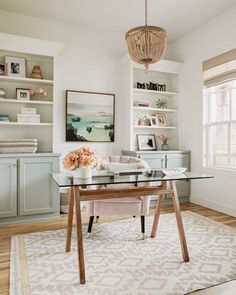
<box><xmin>51</xmin><ymin>171</ymin><xmax>213</xmax><ymax>284</ymax></box>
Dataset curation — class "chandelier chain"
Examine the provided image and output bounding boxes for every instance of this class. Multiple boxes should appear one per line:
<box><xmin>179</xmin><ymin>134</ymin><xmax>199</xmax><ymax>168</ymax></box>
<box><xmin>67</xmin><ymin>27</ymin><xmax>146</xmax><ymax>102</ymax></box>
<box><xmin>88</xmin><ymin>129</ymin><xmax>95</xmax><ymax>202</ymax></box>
<box><xmin>145</xmin><ymin>0</ymin><xmax>148</xmax><ymax>26</ymax></box>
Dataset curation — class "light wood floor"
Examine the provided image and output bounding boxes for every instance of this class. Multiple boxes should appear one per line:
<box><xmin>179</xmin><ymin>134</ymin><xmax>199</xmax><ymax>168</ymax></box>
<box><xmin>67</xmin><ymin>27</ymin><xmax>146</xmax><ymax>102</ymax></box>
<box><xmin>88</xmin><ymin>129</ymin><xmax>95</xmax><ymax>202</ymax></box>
<box><xmin>1</xmin><ymin>202</ymin><xmax>236</xmax><ymax>295</ymax></box>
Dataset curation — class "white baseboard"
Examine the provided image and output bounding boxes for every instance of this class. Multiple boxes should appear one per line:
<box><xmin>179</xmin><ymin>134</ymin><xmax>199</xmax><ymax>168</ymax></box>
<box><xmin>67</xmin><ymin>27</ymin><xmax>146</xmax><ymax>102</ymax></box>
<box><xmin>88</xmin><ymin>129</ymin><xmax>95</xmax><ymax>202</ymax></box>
<box><xmin>190</xmin><ymin>196</ymin><xmax>236</xmax><ymax>217</ymax></box>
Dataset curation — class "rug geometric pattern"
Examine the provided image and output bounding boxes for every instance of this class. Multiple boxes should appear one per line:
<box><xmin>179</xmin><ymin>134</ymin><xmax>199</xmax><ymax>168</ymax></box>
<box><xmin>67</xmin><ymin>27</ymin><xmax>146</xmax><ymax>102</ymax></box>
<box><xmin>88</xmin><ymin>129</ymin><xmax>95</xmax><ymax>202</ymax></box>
<box><xmin>10</xmin><ymin>211</ymin><xmax>236</xmax><ymax>295</ymax></box>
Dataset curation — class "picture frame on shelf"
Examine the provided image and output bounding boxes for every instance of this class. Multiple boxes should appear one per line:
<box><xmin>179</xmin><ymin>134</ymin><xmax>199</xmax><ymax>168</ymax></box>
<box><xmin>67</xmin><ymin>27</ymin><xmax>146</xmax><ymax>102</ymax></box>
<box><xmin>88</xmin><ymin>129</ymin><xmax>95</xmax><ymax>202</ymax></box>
<box><xmin>149</xmin><ymin>116</ymin><xmax>158</xmax><ymax>126</ymax></box>
<box><xmin>16</xmin><ymin>88</ymin><xmax>30</xmax><ymax>101</ymax></box>
<box><xmin>137</xmin><ymin>134</ymin><xmax>157</xmax><ymax>151</ymax></box>
<box><xmin>0</xmin><ymin>63</ymin><xmax>7</xmax><ymax>76</ymax></box>
<box><xmin>5</xmin><ymin>56</ymin><xmax>26</xmax><ymax>78</ymax></box>
<box><xmin>156</xmin><ymin>113</ymin><xmax>167</xmax><ymax>127</ymax></box>
<box><xmin>66</xmin><ymin>90</ymin><xmax>115</xmax><ymax>142</ymax></box>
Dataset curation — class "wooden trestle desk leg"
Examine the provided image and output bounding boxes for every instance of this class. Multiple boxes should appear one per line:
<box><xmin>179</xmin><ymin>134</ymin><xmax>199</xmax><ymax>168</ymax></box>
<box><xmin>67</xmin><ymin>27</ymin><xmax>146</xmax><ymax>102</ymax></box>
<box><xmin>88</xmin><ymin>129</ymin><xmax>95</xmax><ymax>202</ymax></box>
<box><xmin>170</xmin><ymin>180</ymin><xmax>190</xmax><ymax>262</ymax></box>
<box><xmin>74</xmin><ymin>187</ymin><xmax>86</xmax><ymax>284</ymax></box>
<box><xmin>151</xmin><ymin>182</ymin><xmax>166</xmax><ymax>238</ymax></box>
<box><xmin>65</xmin><ymin>187</ymin><xmax>75</xmax><ymax>252</ymax></box>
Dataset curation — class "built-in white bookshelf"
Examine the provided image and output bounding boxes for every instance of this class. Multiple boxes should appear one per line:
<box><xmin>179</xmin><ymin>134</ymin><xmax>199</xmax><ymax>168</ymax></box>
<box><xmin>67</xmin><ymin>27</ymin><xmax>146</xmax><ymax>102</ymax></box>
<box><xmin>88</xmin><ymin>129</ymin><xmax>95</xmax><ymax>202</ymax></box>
<box><xmin>118</xmin><ymin>55</ymin><xmax>183</xmax><ymax>151</ymax></box>
<box><xmin>0</xmin><ymin>49</ymin><xmax>54</xmax><ymax>152</ymax></box>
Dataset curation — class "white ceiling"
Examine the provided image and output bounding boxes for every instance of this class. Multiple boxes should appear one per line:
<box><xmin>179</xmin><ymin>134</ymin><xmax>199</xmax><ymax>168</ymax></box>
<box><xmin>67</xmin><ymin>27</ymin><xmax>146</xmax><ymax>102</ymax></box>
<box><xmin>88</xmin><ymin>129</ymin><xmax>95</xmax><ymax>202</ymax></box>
<box><xmin>0</xmin><ymin>0</ymin><xmax>236</xmax><ymax>42</ymax></box>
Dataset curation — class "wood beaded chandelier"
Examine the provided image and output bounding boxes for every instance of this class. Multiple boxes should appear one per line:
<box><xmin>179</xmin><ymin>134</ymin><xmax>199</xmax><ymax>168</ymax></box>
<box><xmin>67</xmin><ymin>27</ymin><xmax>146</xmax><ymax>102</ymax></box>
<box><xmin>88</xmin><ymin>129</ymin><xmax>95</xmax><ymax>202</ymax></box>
<box><xmin>125</xmin><ymin>0</ymin><xmax>168</xmax><ymax>72</ymax></box>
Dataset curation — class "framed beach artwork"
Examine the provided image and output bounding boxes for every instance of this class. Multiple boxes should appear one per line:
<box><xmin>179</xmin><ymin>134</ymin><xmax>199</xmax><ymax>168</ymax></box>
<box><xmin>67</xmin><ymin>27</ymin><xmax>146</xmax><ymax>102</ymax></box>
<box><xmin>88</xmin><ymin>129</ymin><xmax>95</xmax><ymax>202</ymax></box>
<box><xmin>66</xmin><ymin>90</ymin><xmax>115</xmax><ymax>142</ymax></box>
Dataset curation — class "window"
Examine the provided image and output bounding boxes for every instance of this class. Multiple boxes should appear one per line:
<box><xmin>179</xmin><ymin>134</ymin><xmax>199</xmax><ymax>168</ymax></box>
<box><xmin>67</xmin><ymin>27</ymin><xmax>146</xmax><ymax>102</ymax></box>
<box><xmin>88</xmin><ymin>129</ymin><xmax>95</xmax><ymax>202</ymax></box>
<box><xmin>203</xmin><ymin>49</ymin><xmax>236</xmax><ymax>169</ymax></box>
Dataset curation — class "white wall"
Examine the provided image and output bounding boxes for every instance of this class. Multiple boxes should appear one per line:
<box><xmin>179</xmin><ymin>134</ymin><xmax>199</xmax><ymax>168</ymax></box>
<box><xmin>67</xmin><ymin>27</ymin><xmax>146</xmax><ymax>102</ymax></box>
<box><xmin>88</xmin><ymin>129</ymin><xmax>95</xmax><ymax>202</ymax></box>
<box><xmin>0</xmin><ymin>9</ymin><xmax>125</xmax><ymax>159</ymax></box>
<box><xmin>0</xmin><ymin>9</ymin><xmax>174</xmax><ymax>163</ymax></box>
<box><xmin>171</xmin><ymin>5</ymin><xmax>236</xmax><ymax>216</ymax></box>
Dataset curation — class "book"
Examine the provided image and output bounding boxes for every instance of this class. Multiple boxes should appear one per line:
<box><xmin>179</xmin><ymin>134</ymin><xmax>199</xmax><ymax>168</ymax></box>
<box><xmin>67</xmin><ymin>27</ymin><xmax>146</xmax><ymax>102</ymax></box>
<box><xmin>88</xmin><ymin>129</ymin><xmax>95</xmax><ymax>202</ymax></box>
<box><xmin>21</xmin><ymin>107</ymin><xmax>37</xmax><ymax>115</ymax></box>
<box><xmin>17</xmin><ymin>114</ymin><xmax>40</xmax><ymax>123</ymax></box>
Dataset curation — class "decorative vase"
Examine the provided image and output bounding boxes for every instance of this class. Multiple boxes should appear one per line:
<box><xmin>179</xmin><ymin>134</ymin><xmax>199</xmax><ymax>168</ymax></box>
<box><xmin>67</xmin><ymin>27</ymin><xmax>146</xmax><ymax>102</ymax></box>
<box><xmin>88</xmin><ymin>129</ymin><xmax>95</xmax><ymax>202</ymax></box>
<box><xmin>138</xmin><ymin>119</ymin><xmax>145</xmax><ymax>126</ymax></box>
<box><xmin>161</xmin><ymin>141</ymin><xmax>169</xmax><ymax>151</ymax></box>
<box><xmin>30</xmin><ymin>65</ymin><xmax>43</xmax><ymax>79</ymax></box>
<box><xmin>73</xmin><ymin>166</ymin><xmax>92</xmax><ymax>179</ymax></box>
<box><xmin>0</xmin><ymin>88</ymin><xmax>6</xmax><ymax>98</ymax></box>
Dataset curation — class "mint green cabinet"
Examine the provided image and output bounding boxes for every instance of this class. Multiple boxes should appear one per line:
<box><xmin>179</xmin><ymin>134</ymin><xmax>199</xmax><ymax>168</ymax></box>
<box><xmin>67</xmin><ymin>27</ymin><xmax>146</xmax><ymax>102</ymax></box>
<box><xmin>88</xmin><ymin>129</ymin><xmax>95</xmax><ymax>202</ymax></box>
<box><xmin>19</xmin><ymin>157</ymin><xmax>59</xmax><ymax>216</ymax></box>
<box><xmin>122</xmin><ymin>150</ymin><xmax>190</xmax><ymax>200</ymax></box>
<box><xmin>0</xmin><ymin>159</ymin><xmax>17</xmax><ymax>218</ymax></box>
<box><xmin>0</xmin><ymin>153</ymin><xmax>60</xmax><ymax>224</ymax></box>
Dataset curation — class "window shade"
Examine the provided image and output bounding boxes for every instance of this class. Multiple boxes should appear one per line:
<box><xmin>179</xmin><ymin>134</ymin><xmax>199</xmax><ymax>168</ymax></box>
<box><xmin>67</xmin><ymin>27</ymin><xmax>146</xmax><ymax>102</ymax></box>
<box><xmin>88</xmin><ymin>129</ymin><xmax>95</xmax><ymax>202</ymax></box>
<box><xmin>203</xmin><ymin>49</ymin><xmax>236</xmax><ymax>87</ymax></box>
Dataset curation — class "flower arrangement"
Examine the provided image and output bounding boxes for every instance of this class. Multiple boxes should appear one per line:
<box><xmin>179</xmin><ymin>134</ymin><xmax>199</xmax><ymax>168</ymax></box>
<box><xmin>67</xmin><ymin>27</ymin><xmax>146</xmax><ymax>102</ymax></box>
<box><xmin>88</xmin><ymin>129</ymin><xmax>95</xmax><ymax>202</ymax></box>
<box><xmin>63</xmin><ymin>146</ymin><xmax>100</xmax><ymax>171</ymax></box>
<box><xmin>30</xmin><ymin>88</ymin><xmax>48</xmax><ymax>99</ymax></box>
<box><xmin>136</xmin><ymin>114</ymin><xmax>147</xmax><ymax>126</ymax></box>
<box><xmin>157</xmin><ymin>134</ymin><xmax>170</xmax><ymax>143</ymax></box>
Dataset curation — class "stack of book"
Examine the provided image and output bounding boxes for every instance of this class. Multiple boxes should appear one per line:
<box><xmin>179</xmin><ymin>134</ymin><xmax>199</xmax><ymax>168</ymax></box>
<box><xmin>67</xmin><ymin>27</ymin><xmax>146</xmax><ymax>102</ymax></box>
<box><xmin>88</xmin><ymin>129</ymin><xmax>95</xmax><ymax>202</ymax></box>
<box><xmin>0</xmin><ymin>139</ymin><xmax>38</xmax><ymax>153</ymax></box>
<box><xmin>17</xmin><ymin>108</ymin><xmax>40</xmax><ymax>123</ymax></box>
<box><xmin>0</xmin><ymin>114</ymin><xmax>10</xmax><ymax>123</ymax></box>
<box><xmin>134</xmin><ymin>101</ymin><xmax>150</xmax><ymax>107</ymax></box>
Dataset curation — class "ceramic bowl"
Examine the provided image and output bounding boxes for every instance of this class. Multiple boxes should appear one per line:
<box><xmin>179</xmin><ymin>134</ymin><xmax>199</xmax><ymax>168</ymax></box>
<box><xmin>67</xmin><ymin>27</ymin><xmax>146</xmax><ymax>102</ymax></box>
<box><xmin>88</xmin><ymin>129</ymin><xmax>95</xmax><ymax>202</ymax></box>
<box><xmin>162</xmin><ymin>167</ymin><xmax>187</xmax><ymax>176</ymax></box>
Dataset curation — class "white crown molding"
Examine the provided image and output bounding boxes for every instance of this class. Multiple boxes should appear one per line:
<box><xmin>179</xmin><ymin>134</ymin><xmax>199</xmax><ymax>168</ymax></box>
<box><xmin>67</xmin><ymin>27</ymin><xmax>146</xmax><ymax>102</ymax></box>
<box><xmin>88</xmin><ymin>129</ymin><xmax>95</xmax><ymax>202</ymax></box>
<box><xmin>0</xmin><ymin>32</ymin><xmax>65</xmax><ymax>56</ymax></box>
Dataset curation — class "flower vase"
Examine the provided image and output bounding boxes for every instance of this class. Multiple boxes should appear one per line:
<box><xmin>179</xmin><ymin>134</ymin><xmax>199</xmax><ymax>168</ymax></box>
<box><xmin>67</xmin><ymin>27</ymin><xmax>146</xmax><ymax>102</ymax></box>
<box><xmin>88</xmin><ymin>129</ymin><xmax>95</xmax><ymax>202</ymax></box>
<box><xmin>161</xmin><ymin>141</ymin><xmax>169</xmax><ymax>151</ymax></box>
<box><xmin>73</xmin><ymin>166</ymin><xmax>92</xmax><ymax>179</ymax></box>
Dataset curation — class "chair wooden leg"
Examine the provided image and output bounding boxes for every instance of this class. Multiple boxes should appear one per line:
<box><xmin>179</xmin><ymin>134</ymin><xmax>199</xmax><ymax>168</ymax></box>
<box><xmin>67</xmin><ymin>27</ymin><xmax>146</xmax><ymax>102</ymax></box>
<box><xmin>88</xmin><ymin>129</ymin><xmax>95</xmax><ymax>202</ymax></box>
<box><xmin>74</xmin><ymin>187</ymin><xmax>86</xmax><ymax>284</ymax></box>
<box><xmin>65</xmin><ymin>187</ymin><xmax>74</xmax><ymax>252</ymax></box>
<box><xmin>96</xmin><ymin>216</ymin><xmax>99</xmax><ymax>223</ymax></box>
<box><xmin>87</xmin><ymin>216</ymin><xmax>94</xmax><ymax>237</ymax></box>
<box><xmin>141</xmin><ymin>216</ymin><xmax>145</xmax><ymax>239</ymax></box>
<box><xmin>170</xmin><ymin>180</ymin><xmax>189</xmax><ymax>262</ymax></box>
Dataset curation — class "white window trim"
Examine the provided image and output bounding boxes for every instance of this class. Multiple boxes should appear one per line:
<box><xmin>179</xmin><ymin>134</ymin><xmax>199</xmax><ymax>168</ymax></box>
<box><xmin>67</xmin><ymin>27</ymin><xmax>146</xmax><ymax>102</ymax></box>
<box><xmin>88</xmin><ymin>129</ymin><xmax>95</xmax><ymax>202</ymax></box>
<box><xmin>203</xmin><ymin>81</ymin><xmax>236</xmax><ymax>173</ymax></box>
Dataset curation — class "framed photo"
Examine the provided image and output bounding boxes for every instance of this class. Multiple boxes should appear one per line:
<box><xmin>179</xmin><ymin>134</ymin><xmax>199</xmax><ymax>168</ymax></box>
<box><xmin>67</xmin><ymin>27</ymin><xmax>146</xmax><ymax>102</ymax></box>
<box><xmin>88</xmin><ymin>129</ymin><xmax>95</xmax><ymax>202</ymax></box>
<box><xmin>156</xmin><ymin>114</ymin><xmax>167</xmax><ymax>126</ymax></box>
<box><xmin>16</xmin><ymin>88</ymin><xmax>30</xmax><ymax>101</ymax></box>
<box><xmin>137</xmin><ymin>134</ymin><xmax>157</xmax><ymax>151</ymax></box>
<box><xmin>66</xmin><ymin>90</ymin><xmax>115</xmax><ymax>142</ymax></box>
<box><xmin>0</xmin><ymin>63</ymin><xmax>7</xmax><ymax>76</ymax></box>
<box><xmin>149</xmin><ymin>116</ymin><xmax>158</xmax><ymax>126</ymax></box>
<box><xmin>5</xmin><ymin>56</ymin><xmax>26</xmax><ymax>78</ymax></box>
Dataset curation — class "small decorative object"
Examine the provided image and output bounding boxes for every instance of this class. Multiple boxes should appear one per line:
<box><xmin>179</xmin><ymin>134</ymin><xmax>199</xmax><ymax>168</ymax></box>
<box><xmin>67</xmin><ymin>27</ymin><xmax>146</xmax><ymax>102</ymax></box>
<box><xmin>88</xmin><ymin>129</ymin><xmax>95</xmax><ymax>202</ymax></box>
<box><xmin>156</xmin><ymin>98</ymin><xmax>168</xmax><ymax>109</ymax></box>
<box><xmin>63</xmin><ymin>146</ymin><xmax>100</xmax><ymax>179</ymax></box>
<box><xmin>66</xmin><ymin>90</ymin><xmax>115</xmax><ymax>142</ymax></box>
<box><xmin>158</xmin><ymin>134</ymin><xmax>170</xmax><ymax>151</ymax></box>
<box><xmin>149</xmin><ymin>116</ymin><xmax>158</xmax><ymax>126</ymax></box>
<box><xmin>0</xmin><ymin>63</ymin><xmax>7</xmax><ymax>76</ymax></box>
<box><xmin>125</xmin><ymin>0</ymin><xmax>167</xmax><ymax>72</ymax></box>
<box><xmin>156</xmin><ymin>113</ymin><xmax>167</xmax><ymax>126</ymax></box>
<box><xmin>0</xmin><ymin>88</ymin><xmax>6</xmax><ymax>98</ymax></box>
<box><xmin>30</xmin><ymin>65</ymin><xmax>43</xmax><ymax>79</ymax></box>
<box><xmin>162</xmin><ymin>167</ymin><xmax>187</xmax><ymax>176</ymax></box>
<box><xmin>146</xmin><ymin>82</ymin><xmax>157</xmax><ymax>91</ymax></box>
<box><xmin>30</xmin><ymin>88</ymin><xmax>48</xmax><ymax>99</ymax></box>
<box><xmin>137</xmin><ymin>82</ymin><xmax>145</xmax><ymax>89</ymax></box>
<box><xmin>157</xmin><ymin>84</ymin><xmax>166</xmax><ymax>91</ymax></box>
<box><xmin>16</xmin><ymin>88</ymin><xmax>30</xmax><ymax>101</ymax></box>
<box><xmin>5</xmin><ymin>56</ymin><xmax>26</xmax><ymax>78</ymax></box>
<box><xmin>137</xmin><ymin>134</ymin><xmax>157</xmax><ymax>151</ymax></box>
<box><xmin>137</xmin><ymin>114</ymin><xmax>147</xmax><ymax>126</ymax></box>
<box><xmin>135</xmin><ymin>100</ymin><xmax>150</xmax><ymax>107</ymax></box>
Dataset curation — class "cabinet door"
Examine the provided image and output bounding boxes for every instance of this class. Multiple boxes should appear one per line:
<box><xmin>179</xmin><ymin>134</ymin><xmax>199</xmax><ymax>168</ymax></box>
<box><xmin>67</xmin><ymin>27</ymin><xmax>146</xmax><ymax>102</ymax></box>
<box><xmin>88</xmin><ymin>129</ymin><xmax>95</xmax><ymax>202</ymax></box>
<box><xmin>19</xmin><ymin>157</ymin><xmax>59</xmax><ymax>216</ymax></box>
<box><xmin>138</xmin><ymin>153</ymin><xmax>165</xmax><ymax>169</ymax></box>
<box><xmin>166</xmin><ymin>153</ymin><xmax>190</xmax><ymax>198</ymax></box>
<box><xmin>0</xmin><ymin>159</ymin><xmax>17</xmax><ymax>218</ymax></box>
<box><xmin>166</xmin><ymin>154</ymin><xmax>190</xmax><ymax>170</ymax></box>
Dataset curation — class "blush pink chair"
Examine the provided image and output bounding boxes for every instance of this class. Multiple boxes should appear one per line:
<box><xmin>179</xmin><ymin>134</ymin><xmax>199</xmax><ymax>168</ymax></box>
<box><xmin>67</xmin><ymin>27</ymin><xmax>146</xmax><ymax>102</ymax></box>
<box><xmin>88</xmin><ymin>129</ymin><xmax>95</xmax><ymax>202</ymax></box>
<box><xmin>86</xmin><ymin>155</ymin><xmax>150</xmax><ymax>239</ymax></box>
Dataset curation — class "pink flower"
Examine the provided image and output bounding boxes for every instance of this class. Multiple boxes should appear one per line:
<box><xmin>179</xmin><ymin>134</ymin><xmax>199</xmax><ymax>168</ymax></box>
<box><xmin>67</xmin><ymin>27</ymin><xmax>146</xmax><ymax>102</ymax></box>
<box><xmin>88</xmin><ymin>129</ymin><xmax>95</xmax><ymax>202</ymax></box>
<box><xmin>157</xmin><ymin>134</ymin><xmax>170</xmax><ymax>143</ymax></box>
<box><xmin>63</xmin><ymin>147</ymin><xmax>101</xmax><ymax>171</ymax></box>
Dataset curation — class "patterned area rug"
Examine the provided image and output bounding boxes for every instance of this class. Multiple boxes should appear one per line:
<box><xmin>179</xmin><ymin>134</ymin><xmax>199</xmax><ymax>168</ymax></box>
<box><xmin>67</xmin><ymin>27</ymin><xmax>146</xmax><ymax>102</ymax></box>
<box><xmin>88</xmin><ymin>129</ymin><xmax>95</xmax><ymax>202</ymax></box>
<box><xmin>10</xmin><ymin>211</ymin><xmax>236</xmax><ymax>295</ymax></box>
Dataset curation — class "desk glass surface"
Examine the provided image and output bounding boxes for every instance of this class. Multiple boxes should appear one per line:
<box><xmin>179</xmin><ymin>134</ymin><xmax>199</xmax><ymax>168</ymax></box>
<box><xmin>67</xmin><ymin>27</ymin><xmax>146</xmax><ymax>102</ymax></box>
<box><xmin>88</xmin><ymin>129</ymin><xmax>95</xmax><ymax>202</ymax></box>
<box><xmin>51</xmin><ymin>171</ymin><xmax>213</xmax><ymax>188</ymax></box>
